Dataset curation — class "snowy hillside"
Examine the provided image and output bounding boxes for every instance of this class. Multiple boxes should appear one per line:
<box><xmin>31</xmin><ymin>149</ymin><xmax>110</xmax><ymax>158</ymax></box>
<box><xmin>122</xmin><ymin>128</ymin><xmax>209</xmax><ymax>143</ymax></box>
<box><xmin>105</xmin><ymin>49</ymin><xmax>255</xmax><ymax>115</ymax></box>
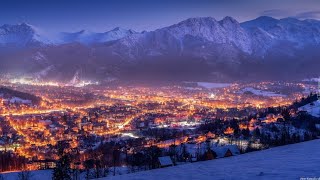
<box><xmin>100</xmin><ymin>139</ymin><xmax>320</xmax><ymax>180</ymax></box>
<box><xmin>239</xmin><ymin>87</ymin><xmax>286</xmax><ymax>97</ymax></box>
<box><xmin>242</xmin><ymin>16</ymin><xmax>320</xmax><ymax>46</ymax></box>
<box><xmin>0</xmin><ymin>170</ymin><xmax>52</xmax><ymax>180</ymax></box>
<box><xmin>298</xmin><ymin>100</ymin><xmax>320</xmax><ymax>117</ymax></box>
<box><xmin>0</xmin><ymin>140</ymin><xmax>319</xmax><ymax>180</ymax></box>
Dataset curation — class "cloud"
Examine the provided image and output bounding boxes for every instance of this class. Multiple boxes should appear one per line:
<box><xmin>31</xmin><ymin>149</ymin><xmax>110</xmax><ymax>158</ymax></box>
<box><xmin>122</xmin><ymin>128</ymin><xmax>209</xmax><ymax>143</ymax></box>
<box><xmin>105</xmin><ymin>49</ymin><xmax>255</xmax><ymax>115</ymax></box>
<box><xmin>260</xmin><ymin>9</ymin><xmax>320</xmax><ymax>20</ymax></box>
<box><xmin>260</xmin><ymin>9</ymin><xmax>290</xmax><ymax>17</ymax></box>
<box><xmin>295</xmin><ymin>10</ymin><xmax>320</xmax><ymax>19</ymax></box>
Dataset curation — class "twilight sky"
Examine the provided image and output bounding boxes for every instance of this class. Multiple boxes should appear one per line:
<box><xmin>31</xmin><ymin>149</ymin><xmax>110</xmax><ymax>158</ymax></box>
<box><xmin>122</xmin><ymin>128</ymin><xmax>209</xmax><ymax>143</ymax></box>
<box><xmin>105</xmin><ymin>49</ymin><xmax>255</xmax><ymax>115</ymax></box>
<box><xmin>1</xmin><ymin>0</ymin><xmax>320</xmax><ymax>33</ymax></box>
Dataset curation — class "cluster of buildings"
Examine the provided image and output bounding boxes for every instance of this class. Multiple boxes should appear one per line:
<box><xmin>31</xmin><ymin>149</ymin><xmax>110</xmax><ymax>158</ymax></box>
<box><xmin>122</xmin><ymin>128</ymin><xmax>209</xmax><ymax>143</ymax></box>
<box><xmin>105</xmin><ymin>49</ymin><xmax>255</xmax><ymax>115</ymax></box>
<box><xmin>0</xmin><ymin>81</ymin><xmax>317</xmax><ymax>172</ymax></box>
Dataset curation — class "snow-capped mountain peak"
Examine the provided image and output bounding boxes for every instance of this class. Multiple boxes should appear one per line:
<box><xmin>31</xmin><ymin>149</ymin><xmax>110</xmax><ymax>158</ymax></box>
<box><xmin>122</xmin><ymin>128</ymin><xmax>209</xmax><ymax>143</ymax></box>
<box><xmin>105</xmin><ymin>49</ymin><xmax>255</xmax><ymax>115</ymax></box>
<box><xmin>241</xmin><ymin>16</ymin><xmax>279</xmax><ymax>30</ymax></box>
<box><xmin>1</xmin><ymin>16</ymin><xmax>320</xmax><ymax>61</ymax></box>
<box><xmin>103</xmin><ymin>27</ymin><xmax>136</xmax><ymax>41</ymax></box>
<box><xmin>0</xmin><ymin>22</ymin><xmax>54</xmax><ymax>46</ymax></box>
<box><xmin>1</xmin><ymin>16</ymin><xmax>320</xmax><ymax>82</ymax></box>
<box><xmin>111</xmin><ymin>27</ymin><xmax>128</xmax><ymax>32</ymax></box>
<box><xmin>219</xmin><ymin>16</ymin><xmax>239</xmax><ymax>26</ymax></box>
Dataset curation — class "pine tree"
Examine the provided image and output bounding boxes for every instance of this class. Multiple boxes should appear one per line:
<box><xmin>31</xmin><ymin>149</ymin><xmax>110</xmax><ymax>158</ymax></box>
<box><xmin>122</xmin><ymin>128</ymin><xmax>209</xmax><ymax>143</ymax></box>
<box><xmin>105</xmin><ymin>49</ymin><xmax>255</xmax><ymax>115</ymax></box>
<box><xmin>84</xmin><ymin>159</ymin><xmax>94</xmax><ymax>180</ymax></box>
<box><xmin>253</xmin><ymin>127</ymin><xmax>261</xmax><ymax>137</ymax></box>
<box><xmin>18</xmin><ymin>170</ymin><xmax>32</xmax><ymax>180</ymax></box>
<box><xmin>52</xmin><ymin>141</ymin><xmax>72</xmax><ymax>180</ymax></box>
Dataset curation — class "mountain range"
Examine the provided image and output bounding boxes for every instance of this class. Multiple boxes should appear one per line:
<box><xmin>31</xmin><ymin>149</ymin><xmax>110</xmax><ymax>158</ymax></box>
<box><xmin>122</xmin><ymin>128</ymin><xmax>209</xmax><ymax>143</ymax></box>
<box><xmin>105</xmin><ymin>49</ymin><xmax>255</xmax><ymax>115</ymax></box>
<box><xmin>1</xmin><ymin>16</ymin><xmax>320</xmax><ymax>83</ymax></box>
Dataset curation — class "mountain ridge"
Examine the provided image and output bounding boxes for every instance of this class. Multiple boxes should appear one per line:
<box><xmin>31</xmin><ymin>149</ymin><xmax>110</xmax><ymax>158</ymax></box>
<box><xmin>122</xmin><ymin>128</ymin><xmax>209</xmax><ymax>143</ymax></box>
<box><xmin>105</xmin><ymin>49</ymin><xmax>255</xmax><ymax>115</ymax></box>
<box><xmin>1</xmin><ymin>16</ymin><xmax>320</xmax><ymax>82</ymax></box>
<box><xmin>2</xmin><ymin>16</ymin><xmax>320</xmax><ymax>47</ymax></box>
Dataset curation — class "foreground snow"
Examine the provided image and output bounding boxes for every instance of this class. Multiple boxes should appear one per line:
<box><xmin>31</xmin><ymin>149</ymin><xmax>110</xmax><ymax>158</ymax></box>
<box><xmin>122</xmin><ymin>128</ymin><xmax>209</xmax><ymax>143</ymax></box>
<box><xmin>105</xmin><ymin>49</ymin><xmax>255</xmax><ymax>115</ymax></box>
<box><xmin>0</xmin><ymin>170</ymin><xmax>52</xmax><ymax>180</ymax></box>
<box><xmin>100</xmin><ymin>139</ymin><xmax>320</xmax><ymax>180</ymax></box>
<box><xmin>298</xmin><ymin>100</ymin><xmax>320</xmax><ymax>117</ymax></box>
<box><xmin>1</xmin><ymin>140</ymin><xmax>319</xmax><ymax>180</ymax></box>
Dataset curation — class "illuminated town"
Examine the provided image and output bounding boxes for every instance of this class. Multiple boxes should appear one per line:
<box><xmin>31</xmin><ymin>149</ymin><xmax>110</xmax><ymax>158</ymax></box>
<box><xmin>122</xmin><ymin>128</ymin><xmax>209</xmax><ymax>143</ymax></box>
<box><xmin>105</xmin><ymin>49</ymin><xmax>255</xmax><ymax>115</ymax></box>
<box><xmin>0</xmin><ymin>78</ymin><xmax>319</xmax><ymax>177</ymax></box>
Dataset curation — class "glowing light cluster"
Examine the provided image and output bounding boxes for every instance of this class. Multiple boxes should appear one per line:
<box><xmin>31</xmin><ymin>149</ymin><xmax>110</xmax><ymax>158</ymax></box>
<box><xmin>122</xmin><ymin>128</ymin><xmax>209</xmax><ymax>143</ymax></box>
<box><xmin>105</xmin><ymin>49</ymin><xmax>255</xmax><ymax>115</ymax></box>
<box><xmin>10</xmin><ymin>78</ymin><xmax>60</xmax><ymax>87</ymax></box>
<box><xmin>68</xmin><ymin>80</ymin><xmax>99</xmax><ymax>87</ymax></box>
<box><xmin>9</xmin><ymin>78</ymin><xmax>99</xmax><ymax>87</ymax></box>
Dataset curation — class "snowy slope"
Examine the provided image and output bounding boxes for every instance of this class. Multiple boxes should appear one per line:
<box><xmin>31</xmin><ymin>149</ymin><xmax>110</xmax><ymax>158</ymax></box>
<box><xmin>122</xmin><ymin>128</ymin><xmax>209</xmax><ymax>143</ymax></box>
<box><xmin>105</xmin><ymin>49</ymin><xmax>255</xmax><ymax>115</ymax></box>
<box><xmin>242</xmin><ymin>16</ymin><xmax>320</xmax><ymax>47</ymax></box>
<box><xmin>164</xmin><ymin>17</ymin><xmax>252</xmax><ymax>54</ymax></box>
<box><xmin>1</xmin><ymin>140</ymin><xmax>319</xmax><ymax>180</ymax></box>
<box><xmin>103</xmin><ymin>16</ymin><xmax>320</xmax><ymax>60</ymax></box>
<box><xmin>100</xmin><ymin>139</ymin><xmax>320</xmax><ymax>180</ymax></box>
<box><xmin>239</xmin><ymin>87</ymin><xmax>286</xmax><ymax>97</ymax></box>
<box><xmin>197</xmin><ymin>82</ymin><xmax>231</xmax><ymax>89</ymax></box>
<box><xmin>57</xmin><ymin>27</ymin><xmax>136</xmax><ymax>45</ymax></box>
<box><xmin>0</xmin><ymin>170</ymin><xmax>52</xmax><ymax>180</ymax></box>
<box><xmin>298</xmin><ymin>100</ymin><xmax>320</xmax><ymax>117</ymax></box>
<box><xmin>108</xmin><ymin>17</ymin><xmax>253</xmax><ymax>60</ymax></box>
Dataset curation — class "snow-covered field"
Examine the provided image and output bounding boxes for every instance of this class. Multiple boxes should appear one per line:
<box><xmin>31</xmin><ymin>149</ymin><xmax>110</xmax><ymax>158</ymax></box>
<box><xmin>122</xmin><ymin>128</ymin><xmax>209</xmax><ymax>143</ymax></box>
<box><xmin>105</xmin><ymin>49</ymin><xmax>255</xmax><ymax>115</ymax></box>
<box><xmin>0</xmin><ymin>170</ymin><xmax>52</xmax><ymax>180</ymax></box>
<box><xmin>196</xmin><ymin>82</ymin><xmax>231</xmax><ymax>89</ymax></box>
<box><xmin>0</xmin><ymin>167</ymin><xmax>128</xmax><ymax>180</ymax></box>
<box><xmin>239</xmin><ymin>87</ymin><xmax>286</xmax><ymax>97</ymax></box>
<box><xmin>100</xmin><ymin>139</ymin><xmax>320</xmax><ymax>180</ymax></box>
<box><xmin>302</xmin><ymin>77</ymin><xmax>320</xmax><ymax>82</ymax></box>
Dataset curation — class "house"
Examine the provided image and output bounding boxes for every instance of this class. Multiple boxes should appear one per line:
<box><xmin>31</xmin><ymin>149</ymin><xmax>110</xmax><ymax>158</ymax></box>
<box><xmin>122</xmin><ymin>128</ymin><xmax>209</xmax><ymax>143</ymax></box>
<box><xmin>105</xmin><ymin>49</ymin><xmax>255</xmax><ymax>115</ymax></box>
<box><xmin>158</xmin><ymin>156</ymin><xmax>173</xmax><ymax>168</ymax></box>
<box><xmin>31</xmin><ymin>159</ymin><xmax>57</xmax><ymax>169</ymax></box>
<box><xmin>212</xmin><ymin>145</ymin><xmax>240</xmax><ymax>158</ymax></box>
<box><xmin>204</xmin><ymin>149</ymin><xmax>217</xmax><ymax>160</ymax></box>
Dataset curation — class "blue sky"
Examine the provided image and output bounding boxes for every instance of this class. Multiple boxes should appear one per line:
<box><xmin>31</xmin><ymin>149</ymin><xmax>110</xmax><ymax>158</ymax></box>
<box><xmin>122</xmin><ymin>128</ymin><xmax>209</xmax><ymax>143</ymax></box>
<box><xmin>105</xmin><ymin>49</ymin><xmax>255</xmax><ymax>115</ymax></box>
<box><xmin>1</xmin><ymin>0</ymin><xmax>320</xmax><ymax>33</ymax></box>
